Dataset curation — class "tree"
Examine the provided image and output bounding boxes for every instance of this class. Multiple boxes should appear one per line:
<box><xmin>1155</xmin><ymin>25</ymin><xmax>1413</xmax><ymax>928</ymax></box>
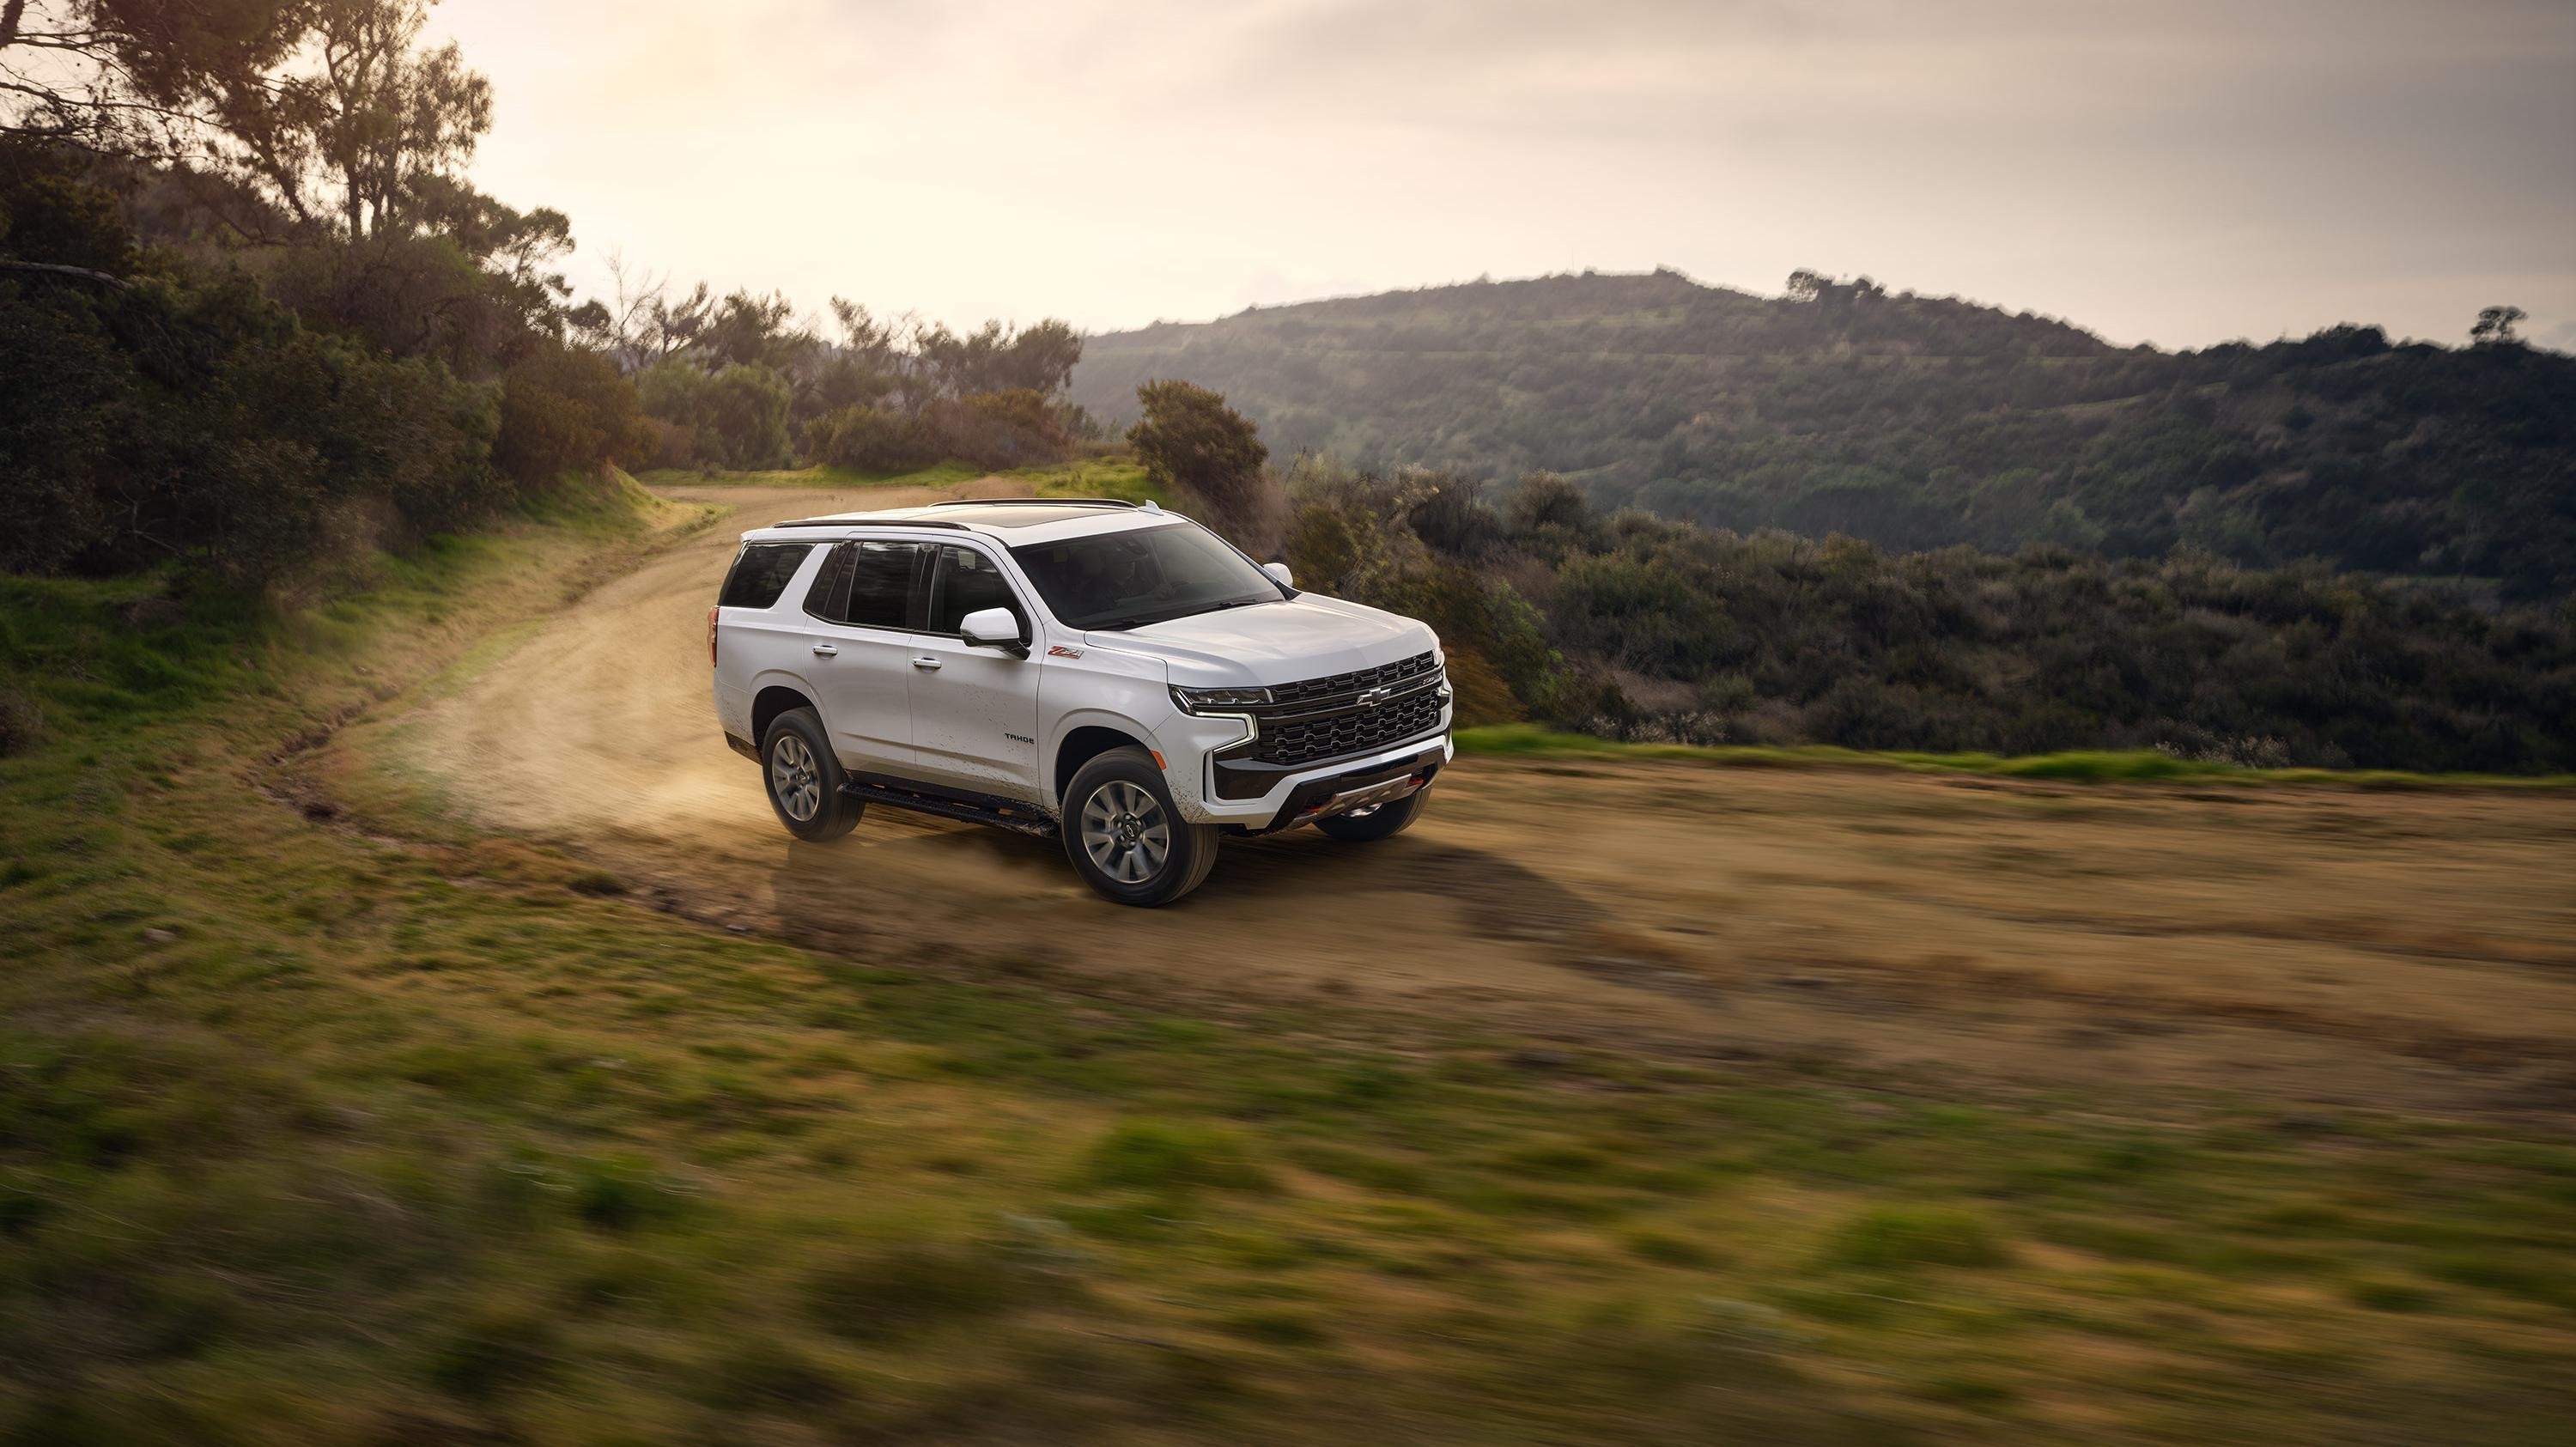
<box><xmin>215</xmin><ymin>0</ymin><xmax>491</xmax><ymax>243</ymax></box>
<box><xmin>914</xmin><ymin>317</ymin><xmax>1082</xmax><ymax>397</ymax></box>
<box><xmin>0</xmin><ymin>0</ymin><xmax>312</xmax><ymax>158</ymax></box>
<box><xmin>1128</xmin><ymin>379</ymin><xmax>1275</xmax><ymax>548</ymax></box>
<box><xmin>2471</xmin><ymin>305</ymin><xmax>2526</xmax><ymax>345</ymax></box>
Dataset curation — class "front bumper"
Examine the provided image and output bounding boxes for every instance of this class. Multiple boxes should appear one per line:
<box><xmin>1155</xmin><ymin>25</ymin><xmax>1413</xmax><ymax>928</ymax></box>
<box><xmin>1175</xmin><ymin>730</ymin><xmax>1452</xmax><ymax>830</ymax></box>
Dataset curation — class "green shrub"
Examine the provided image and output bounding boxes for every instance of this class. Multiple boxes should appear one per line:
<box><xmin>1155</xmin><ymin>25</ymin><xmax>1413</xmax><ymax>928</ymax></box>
<box><xmin>639</xmin><ymin>361</ymin><xmax>793</xmax><ymax>469</ymax></box>
<box><xmin>495</xmin><ymin>342</ymin><xmax>646</xmax><ymax>489</ymax></box>
<box><xmin>428</xmin><ymin>1305</ymin><xmax>561</xmax><ymax>1397</ymax></box>
<box><xmin>1079</xmin><ymin>1119</ymin><xmax>1272</xmax><ymax>1195</ymax></box>
<box><xmin>1818</xmin><ymin>1205</ymin><xmax>2009</xmax><ymax>1271</ymax></box>
<box><xmin>805</xmin><ymin>403</ymin><xmax>939</xmax><ymax>472</ymax></box>
<box><xmin>0</xmin><ymin>684</ymin><xmax>41</xmax><ymax>757</ymax></box>
<box><xmin>803</xmin><ymin>1240</ymin><xmax>1019</xmax><ymax>1341</ymax></box>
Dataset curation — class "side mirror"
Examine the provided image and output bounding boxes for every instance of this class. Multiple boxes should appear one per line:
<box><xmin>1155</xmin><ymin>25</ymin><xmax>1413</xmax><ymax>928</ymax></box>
<box><xmin>1262</xmin><ymin>562</ymin><xmax>1295</xmax><ymax>588</ymax></box>
<box><xmin>960</xmin><ymin>607</ymin><xmax>1024</xmax><ymax>655</ymax></box>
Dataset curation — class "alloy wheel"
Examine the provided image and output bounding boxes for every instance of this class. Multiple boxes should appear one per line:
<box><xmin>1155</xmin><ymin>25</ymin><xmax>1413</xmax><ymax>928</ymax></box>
<box><xmin>1079</xmin><ymin>780</ymin><xmax>1171</xmax><ymax>884</ymax></box>
<box><xmin>770</xmin><ymin>733</ymin><xmax>822</xmax><ymax>822</ymax></box>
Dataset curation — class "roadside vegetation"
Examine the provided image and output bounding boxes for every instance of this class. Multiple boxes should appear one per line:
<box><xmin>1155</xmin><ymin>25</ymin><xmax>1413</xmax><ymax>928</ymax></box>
<box><xmin>1270</xmin><ymin>459</ymin><xmax>2575</xmax><ymax>774</ymax></box>
<box><xmin>636</xmin><ymin>457</ymin><xmax>1158</xmax><ymax>505</ymax></box>
<box><xmin>1454</xmin><ymin>727</ymin><xmax>2576</xmax><ymax>787</ymax></box>
<box><xmin>6</xmin><ymin>474</ymin><xmax>2575</xmax><ymax>1446</ymax></box>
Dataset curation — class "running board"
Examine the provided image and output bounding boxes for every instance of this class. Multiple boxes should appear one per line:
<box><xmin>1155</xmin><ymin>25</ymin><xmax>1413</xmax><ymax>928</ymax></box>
<box><xmin>841</xmin><ymin>779</ymin><xmax>1059</xmax><ymax>838</ymax></box>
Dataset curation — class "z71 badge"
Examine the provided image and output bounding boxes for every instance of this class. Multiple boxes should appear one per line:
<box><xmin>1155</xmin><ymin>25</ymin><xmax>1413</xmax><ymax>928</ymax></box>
<box><xmin>1047</xmin><ymin>644</ymin><xmax>1083</xmax><ymax>659</ymax></box>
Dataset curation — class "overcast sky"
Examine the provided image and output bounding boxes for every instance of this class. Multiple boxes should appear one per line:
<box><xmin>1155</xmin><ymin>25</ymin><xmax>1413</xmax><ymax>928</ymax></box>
<box><xmin>428</xmin><ymin>0</ymin><xmax>2576</xmax><ymax>350</ymax></box>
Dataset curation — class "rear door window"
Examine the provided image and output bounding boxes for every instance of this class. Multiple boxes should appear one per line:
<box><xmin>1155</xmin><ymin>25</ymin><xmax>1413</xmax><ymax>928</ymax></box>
<box><xmin>717</xmin><ymin>543</ymin><xmax>814</xmax><ymax>609</ymax></box>
<box><xmin>805</xmin><ymin>539</ymin><xmax>927</xmax><ymax>629</ymax></box>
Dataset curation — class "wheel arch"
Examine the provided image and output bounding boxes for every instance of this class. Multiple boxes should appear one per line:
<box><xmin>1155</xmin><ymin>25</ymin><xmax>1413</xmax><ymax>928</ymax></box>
<box><xmin>750</xmin><ymin>680</ymin><xmax>819</xmax><ymax>747</ymax></box>
<box><xmin>1051</xmin><ymin>718</ymin><xmax>1156</xmax><ymax>809</ymax></box>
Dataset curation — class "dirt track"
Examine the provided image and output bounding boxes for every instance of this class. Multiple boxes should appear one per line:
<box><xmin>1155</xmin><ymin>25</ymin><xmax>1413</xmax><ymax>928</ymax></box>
<box><xmin>332</xmin><ymin>481</ymin><xmax>2576</xmax><ymax>1116</ymax></box>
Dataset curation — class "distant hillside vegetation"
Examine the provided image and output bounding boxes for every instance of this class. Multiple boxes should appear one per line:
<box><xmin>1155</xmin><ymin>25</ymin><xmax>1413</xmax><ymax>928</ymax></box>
<box><xmin>1071</xmin><ymin>271</ymin><xmax>2576</xmax><ymax>598</ymax></box>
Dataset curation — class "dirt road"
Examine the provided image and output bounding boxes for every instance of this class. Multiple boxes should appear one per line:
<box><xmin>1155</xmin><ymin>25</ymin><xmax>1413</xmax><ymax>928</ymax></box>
<box><xmin>331</xmin><ymin>481</ymin><xmax>2576</xmax><ymax>1116</ymax></box>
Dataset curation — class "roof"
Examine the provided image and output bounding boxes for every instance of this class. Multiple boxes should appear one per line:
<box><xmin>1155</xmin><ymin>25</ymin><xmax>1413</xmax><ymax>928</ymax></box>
<box><xmin>745</xmin><ymin>497</ymin><xmax>1182</xmax><ymax>547</ymax></box>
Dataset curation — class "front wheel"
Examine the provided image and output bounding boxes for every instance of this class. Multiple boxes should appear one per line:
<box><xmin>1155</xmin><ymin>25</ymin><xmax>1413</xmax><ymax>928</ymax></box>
<box><xmin>1315</xmin><ymin>786</ymin><xmax>1429</xmax><ymax>842</ymax></box>
<box><xmin>762</xmin><ymin>707</ymin><xmax>861</xmax><ymax>842</ymax></box>
<box><xmin>1062</xmin><ymin>746</ymin><xmax>1220</xmax><ymax>906</ymax></box>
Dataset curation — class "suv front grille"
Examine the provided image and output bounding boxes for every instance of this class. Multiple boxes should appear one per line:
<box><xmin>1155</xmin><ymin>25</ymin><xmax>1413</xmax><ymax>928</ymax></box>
<box><xmin>1250</xmin><ymin>682</ymin><xmax>1445</xmax><ymax>767</ymax></box>
<box><xmin>1265</xmin><ymin>650</ymin><xmax>1440</xmax><ymax>708</ymax></box>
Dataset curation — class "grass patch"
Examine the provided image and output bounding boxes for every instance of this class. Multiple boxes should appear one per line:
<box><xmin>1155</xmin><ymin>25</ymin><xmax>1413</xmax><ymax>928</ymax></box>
<box><xmin>803</xmin><ymin>1239</ymin><xmax>1025</xmax><ymax>1342</ymax></box>
<box><xmin>1818</xmin><ymin>1205</ymin><xmax>2011</xmax><ymax>1271</ymax></box>
<box><xmin>1079</xmin><ymin>1119</ymin><xmax>1274</xmax><ymax>1195</ymax></box>
<box><xmin>1454</xmin><ymin>725</ymin><xmax>2576</xmax><ymax>788</ymax></box>
<box><xmin>3</xmin><ymin>479</ymin><xmax>2573</xmax><ymax>1444</ymax></box>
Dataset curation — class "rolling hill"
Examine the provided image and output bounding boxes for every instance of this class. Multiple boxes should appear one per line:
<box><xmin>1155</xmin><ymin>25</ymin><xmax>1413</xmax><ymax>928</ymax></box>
<box><xmin>1071</xmin><ymin>271</ymin><xmax>2576</xmax><ymax>598</ymax></box>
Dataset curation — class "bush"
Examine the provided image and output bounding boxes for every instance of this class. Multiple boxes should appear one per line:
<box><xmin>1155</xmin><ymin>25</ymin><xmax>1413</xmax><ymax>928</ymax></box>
<box><xmin>1080</xmin><ymin>1119</ymin><xmax>1273</xmax><ymax>1195</ymax></box>
<box><xmin>639</xmin><ymin>360</ymin><xmax>792</xmax><ymax>469</ymax></box>
<box><xmin>805</xmin><ymin>403</ymin><xmax>939</xmax><ymax>472</ymax></box>
<box><xmin>0</xmin><ymin>264</ymin><xmax>507</xmax><ymax>581</ymax></box>
<box><xmin>495</xmin><ymin>342</ymin><xmax>645</xmax><ymax>489</ymax></box>
<box><xmin>802</xmin><ymin>1240</ymin><xmax>1020</xmax><ymax>1341</ymax></box>
<box><xmin>1818</xmin><ymin>1206</ymin><xmax>2009</xmax><ymax>1271</ymax></box>
<box><xmin>929</xmin><ymin>387</ymin><xmax>1073</xmax><ymax>469</ymax></box>
<box><xmin>1294</xmin><ymin>466</ymin><xmax>2576</xmax><ymax>773</ymax></box>
<box><xmin>0</xmin><ymin>684</ymin><xmax>43</xmax><ymax>757</ymax></box>
<box><xmin>1130</xmin><ymin>380</ymin><xmax>1279</xmax><ymax>550</ymax></box>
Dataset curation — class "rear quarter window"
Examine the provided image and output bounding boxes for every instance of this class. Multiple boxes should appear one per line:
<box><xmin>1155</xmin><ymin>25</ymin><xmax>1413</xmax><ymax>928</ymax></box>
<box><xmin>717</xmin><ymin>543</ymin><xmax>815</xmax><ymax>609</ymax></box>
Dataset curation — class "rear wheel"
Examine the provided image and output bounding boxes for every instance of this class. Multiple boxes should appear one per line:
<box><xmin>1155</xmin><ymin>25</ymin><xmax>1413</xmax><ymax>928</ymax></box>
<box><xmin>762</xmin><ymin>707</ymin><xmax>861</xmax><ymax>842</ymax></box>
<box><xmin>1315</xmin><ymin>786</ymin><xmax>1429</xmax><ymax>842</ymax></box>
<box><xmin>1063</xmin><ymin>746</ymin><xmax>1219</xmax><ymax>906</ymax></box>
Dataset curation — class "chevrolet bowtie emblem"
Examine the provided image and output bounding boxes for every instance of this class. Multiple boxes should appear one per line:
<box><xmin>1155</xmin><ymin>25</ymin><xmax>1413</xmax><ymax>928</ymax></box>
<box><xmin>1357</xmin><ymin>687</ymin><xmax>1389</xmax><ymax>708</ymax></box>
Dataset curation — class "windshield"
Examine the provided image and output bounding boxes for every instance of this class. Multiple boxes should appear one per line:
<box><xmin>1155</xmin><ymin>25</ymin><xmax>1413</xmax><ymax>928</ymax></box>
<box><xmin>1010</xmin><ymin>522</ymin><xmax>1288</xmax><ymax>630</ymax></box>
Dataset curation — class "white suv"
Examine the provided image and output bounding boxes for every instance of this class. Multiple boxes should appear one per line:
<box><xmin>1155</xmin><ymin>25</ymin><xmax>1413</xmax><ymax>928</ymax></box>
<box><xmin>708</xmin><ymin>498</ymin><xmax>1452</xmax><ymax>905</ymax></box>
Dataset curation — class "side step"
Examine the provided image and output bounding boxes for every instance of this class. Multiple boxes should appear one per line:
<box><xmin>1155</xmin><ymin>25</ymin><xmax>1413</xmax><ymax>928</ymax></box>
<box><xmin>842</xmin><ymin>779</ymin><xmax>1059</xmax><ymax>839</ymax></box>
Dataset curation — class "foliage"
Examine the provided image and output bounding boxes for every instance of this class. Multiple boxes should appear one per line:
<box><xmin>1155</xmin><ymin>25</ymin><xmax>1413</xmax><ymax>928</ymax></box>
<box><xmin>804</xmin><ymin>390</ymin><xmax>1079</xmax><ymax>475</ymax></box>
<box><xmin>1819</xmin><ymin>1206</ymin><xmax>2009</xmax><ymax>1271</ymax></box>
<box><xmin>803</xmin><ymin>403</ymin><xmax>939</xmax><ymax>473</ymax></box>
<box><xmin>1295</xmin><ymin>466</ymin><xmax>2576</xmax><ymax>774</ymax></box>
<box><xmin>0</xmin><ymin>1</ymin><xmax>313</xmax><ymax>155</ymax></box>
<box><xmin>0</xmin><ymin>140</ymin><xmax>634</xmax><ymax>581</ymax></box>
<box><xmin>611</xmin><ymin>278</ymin><xmax>1089</xmax><ymax>476</ymax></box>
<box><xmin>1072</xmin><ymin>269</ymin><xmax>2576</xmax><ymax>599</ymax></box>
<box><xmin>1130</xmin><ymin>379</ymin><xmax>1275</xmax><ymax>550</ymax></box>
<box><xmin>636</xmin><ymin>360</ymin><xmax>793</xmax><ymax>471</ymax></box>
<box><xmin>915</xmin><ymin>317</ymin><xmax>1083</xmax><ymax>397</ymax></box>
<box><xmin>494</xmin><ymin>341</ymin><xmax>647</xmax><ymax>489</ymax></box>
<box><xmin>210</xmin><ymin>0</ymin><xmax>493</xmax><ymax>243</ymax></box>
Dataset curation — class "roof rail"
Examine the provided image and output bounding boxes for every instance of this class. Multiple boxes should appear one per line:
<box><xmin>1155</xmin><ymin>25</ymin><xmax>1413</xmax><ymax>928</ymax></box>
<box><xmin>771</xmin><ymin>517</ymin><xmax>970</xmax><ymax>530</ymax></box>
<box><xmin>923</xmin><ymin>496</ymin><xmax>1138</xmax><ymax>508</ymax></box>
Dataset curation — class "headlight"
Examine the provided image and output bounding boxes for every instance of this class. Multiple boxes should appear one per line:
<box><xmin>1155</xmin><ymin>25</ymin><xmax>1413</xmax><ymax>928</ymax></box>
<box><xmin>1172</xmin><ymin>685</ymin><xmax>1273</xmax><ymax>714</ymax></box>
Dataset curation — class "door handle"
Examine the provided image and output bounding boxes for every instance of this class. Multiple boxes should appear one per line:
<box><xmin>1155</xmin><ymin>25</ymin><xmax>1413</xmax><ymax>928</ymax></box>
<box><xmin>911</xmin><ymin>655</ymin><xmax>942</xmax><ymax>671</ymax></box>
<box><xmin>811</xmin><ymin>643</ymin><xmax>837</xmax><ymax>657</ymax></box>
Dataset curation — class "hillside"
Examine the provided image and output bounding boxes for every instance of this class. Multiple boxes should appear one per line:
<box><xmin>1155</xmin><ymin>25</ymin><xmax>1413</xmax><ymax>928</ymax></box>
<box><xmin>1071</xmin><ymin>271</ymin><xmax>2576</xmax><ymax>598</ymax></box>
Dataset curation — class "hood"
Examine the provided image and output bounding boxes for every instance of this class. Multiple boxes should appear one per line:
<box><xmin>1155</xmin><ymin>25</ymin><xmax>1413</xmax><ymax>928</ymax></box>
<box><xmin>1084</xmin><ymin>594</ymin><xmax>1435</xmax><ymax>689</ymax></box>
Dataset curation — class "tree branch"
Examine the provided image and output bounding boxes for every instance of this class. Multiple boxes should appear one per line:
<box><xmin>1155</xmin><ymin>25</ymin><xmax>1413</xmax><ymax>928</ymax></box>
<box><xmin>0</xmin><ymin>258</ymin><xmax>130</xmax><ymax>289</ymax></box>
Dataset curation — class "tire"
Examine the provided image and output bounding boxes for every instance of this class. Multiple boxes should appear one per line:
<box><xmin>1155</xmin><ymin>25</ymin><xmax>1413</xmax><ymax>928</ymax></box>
<box><xmin>761</xmin><ymin>707</ymin><xmax>861</xmax><ymax>842</ymax></box>
<box><xmin>1314</xmin><ymin>785</ymin><xmax>1430</xmax><ymax>842</ymax></box>
<box><xmin>1062</xmin><ymin>746</ymin><xmax>1220</xmax><ymax>906</ymax></box>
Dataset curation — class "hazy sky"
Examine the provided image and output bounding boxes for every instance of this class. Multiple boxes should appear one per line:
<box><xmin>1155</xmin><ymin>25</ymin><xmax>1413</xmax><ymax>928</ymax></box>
<box><xmin>428</xmin><ymin>0</ymin><xmax>2576</xmax><ymax>350</ymax></box>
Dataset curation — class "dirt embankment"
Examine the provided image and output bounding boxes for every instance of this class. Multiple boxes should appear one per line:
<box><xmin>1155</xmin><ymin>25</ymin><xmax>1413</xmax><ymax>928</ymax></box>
<box><xmin>325</xmin><ymin>480</ymin><xmax>2576</xmax><ymax>1118</ymax></box>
